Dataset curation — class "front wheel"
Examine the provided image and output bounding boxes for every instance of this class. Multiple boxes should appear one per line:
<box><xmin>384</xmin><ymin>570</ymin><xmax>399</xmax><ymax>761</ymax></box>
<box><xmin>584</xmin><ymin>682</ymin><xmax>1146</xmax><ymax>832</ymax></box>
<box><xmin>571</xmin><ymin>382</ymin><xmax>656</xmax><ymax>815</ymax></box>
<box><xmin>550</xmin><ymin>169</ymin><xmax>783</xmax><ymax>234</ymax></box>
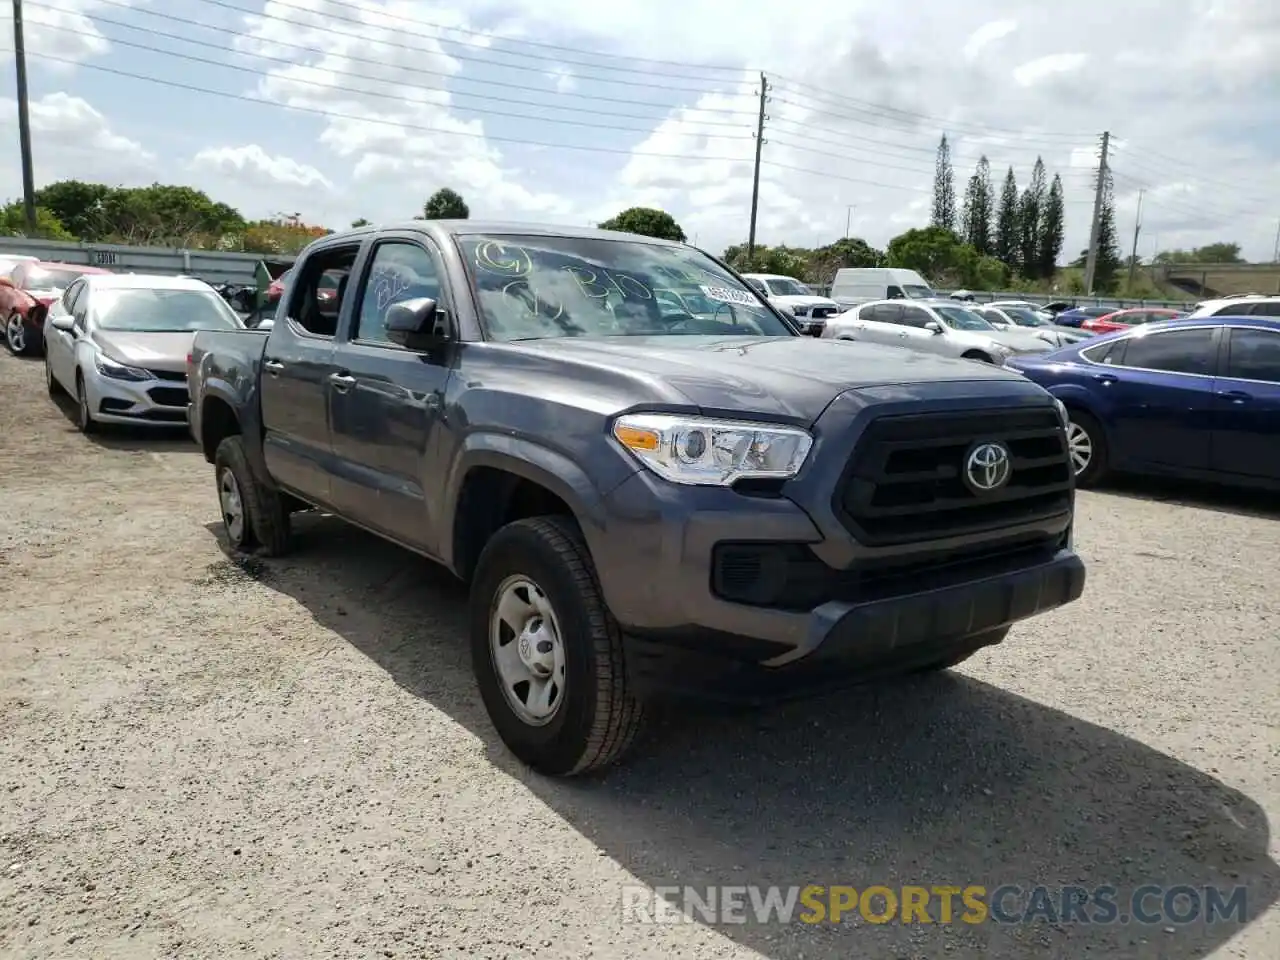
<box><xmin>75</xmin><ymin>372</ymin><xmax>98</xmax><ymax>434</ymax></box>
<box><xmin>1064</xmin><ymin>408</ymin><xmax>1109</xmax><ymax>487</ymax></box>
<box><xmin>213</xmin><ymin>435</ymin><xmax>292</xmax><ymax>555</ymax></box>
<box><xmin>45</xmin><ymin>352</ymin><xmax>60</xmax><ymax>396</ymax></box>
<box><xmin>5</xmin><ymin>313</ymin><xmax>30</xmax><ymax>355</ymax></box>
<box><xmin>470</xmin><ymin>516</ymin><xmax>644</xmax><ymax>776</ymax></box>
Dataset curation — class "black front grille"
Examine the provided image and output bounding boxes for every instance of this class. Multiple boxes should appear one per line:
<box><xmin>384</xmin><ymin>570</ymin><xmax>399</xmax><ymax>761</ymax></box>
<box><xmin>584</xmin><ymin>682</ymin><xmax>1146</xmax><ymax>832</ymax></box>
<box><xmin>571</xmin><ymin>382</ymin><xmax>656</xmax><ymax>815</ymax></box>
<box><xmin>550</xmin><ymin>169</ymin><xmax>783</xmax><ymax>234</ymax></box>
<box><xmin>147</xmin><ymin>369</ymin><xmax>187</xmax><ymax>383</ymax></box>
<box><xmin>835</xmin><ymin>408</ymin><xmax>1072</xmax><ymax>546</ymax></box>
<box><xmin>147</xmin><ymin>386</ymin><xmax>189</xmax><ymax>408</ymax></box>
<box><xmin>811</xmin><ymin>306</ymin><xmax>837</xmax><ymax>319</ymax></box>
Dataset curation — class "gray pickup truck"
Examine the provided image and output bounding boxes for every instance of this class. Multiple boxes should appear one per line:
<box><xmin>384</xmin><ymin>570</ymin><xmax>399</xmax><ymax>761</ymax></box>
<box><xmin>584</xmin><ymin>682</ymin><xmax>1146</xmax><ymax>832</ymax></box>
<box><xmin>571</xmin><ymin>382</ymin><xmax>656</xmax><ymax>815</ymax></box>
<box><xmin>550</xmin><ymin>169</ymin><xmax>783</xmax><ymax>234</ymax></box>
<box><xmin>188</xmin><ymin>221</ymin><xmax>1086</xmax><ymax>776</ymax></box>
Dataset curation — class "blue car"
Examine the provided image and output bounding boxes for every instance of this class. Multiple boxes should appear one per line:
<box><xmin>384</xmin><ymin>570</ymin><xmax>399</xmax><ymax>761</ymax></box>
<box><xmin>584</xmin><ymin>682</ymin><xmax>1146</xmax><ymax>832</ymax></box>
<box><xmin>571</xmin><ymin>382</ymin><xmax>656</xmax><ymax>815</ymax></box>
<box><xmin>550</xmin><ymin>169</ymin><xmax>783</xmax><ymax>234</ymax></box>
<box><xmin>1003</xmin><ymin>316</ymin><xmax>1280</xmax><ymax>488</ymax></box>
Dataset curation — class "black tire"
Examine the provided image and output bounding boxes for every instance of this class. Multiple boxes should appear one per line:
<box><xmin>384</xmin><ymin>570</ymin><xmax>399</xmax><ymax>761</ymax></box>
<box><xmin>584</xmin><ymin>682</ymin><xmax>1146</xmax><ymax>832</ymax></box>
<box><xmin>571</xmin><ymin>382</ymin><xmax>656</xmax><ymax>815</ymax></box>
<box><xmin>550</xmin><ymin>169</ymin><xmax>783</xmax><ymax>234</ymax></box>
<box><xmin>74</xmin><ymin>372</ymin><xmax>98</xmax><ymax>434</ymax></box>
<box><xmin>470</xmin><ymin>515</ymin><xmax>644</xmax><ymax>776</ymax></box>
<box><xmin>1064</xmin><ymin>408</ymin><xmax>1109</xmax><ymax>487</ymax></box>
<box><xmin>213</xmin><ymin>435</ymin><xmax>292</xmax><ymax>556</ymax></box>
<box><xmin>961</xmin><ymin>350</ymin><xmax>994</xmax><ymax>363</ymax></box>
<box><xmin>45</xmin><ymin>353</ymin><xmax>60</xmax><ymax>396</ymax></box>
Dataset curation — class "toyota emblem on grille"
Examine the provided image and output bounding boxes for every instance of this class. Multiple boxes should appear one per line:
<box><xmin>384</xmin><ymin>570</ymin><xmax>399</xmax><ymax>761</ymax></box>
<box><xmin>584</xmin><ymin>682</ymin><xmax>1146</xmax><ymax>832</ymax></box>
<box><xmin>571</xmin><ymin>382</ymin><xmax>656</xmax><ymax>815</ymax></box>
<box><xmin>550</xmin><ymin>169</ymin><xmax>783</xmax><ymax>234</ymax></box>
<box><xmin>964</xmin><ymin>441</ymin><xmax>1012</xmax><ymax>493</ymax></box>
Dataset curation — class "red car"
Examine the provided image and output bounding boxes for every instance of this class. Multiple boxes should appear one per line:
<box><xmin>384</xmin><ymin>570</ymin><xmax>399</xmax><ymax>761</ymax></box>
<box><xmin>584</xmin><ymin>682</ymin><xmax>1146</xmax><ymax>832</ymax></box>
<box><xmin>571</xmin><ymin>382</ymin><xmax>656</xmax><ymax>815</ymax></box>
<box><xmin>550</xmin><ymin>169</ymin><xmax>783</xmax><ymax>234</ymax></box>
<box><xmin>1081</xmin><ymin>307</ymin><xmax>1184</xmax><ymax>335</ymax></box>
<box><xmin>1</xmin><ymin>260</ymin><xmax>112</xmax><ymax>356</ymax></box>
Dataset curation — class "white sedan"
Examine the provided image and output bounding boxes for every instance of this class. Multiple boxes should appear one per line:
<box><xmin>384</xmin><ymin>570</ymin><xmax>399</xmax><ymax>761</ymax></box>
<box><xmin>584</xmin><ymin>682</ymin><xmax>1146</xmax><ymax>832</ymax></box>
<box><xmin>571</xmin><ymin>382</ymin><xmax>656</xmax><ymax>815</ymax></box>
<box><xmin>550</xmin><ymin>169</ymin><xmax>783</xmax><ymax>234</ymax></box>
<box><xmin>42</xmin><ymin>273</ymin><xmax>244</xmax><ymax>433</ymax></box>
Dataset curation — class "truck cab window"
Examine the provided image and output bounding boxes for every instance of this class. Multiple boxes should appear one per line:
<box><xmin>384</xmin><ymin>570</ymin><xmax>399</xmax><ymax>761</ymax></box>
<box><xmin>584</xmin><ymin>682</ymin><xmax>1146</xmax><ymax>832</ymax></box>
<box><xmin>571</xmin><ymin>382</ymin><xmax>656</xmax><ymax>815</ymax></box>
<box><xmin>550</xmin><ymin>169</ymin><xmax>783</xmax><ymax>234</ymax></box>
<box><xmin>286</xmin><ymin>245</ymin><xmax>359</xmax><ymax>337</ymax></box>
<box><xmin>354</xmin><ymin>242</ymin><xmax>443</xmax><ymax>345</ymax></box>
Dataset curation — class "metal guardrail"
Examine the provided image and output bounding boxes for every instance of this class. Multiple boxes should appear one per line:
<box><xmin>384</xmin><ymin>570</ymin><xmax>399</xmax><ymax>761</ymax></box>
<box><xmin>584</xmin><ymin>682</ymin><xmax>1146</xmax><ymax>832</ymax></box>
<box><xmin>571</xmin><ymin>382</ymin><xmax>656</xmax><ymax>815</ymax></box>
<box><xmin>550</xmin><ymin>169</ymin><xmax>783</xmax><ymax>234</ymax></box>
<box><xmin>0</xmin><ymin>236</ymin><xmax>295</xmax><ymax>286</ymax></box>
<box><xmin>808</xmin><ymin>282</ymin><xmax>1196</xmax><ymax>310</ymax></box>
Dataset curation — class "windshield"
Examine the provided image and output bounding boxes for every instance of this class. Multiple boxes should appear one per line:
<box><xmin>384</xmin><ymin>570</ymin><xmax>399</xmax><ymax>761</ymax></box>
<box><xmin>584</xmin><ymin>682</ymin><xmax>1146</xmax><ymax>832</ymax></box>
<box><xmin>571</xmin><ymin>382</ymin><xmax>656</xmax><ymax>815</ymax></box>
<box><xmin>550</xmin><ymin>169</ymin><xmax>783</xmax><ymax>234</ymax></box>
<box><xmin>1004</xmin><ymin>307</ymin><xmax>1050</xmax><ymax>327</ymax></box>
<box><xmin>766</xmin><ymin>277</ymin><xmax>810</xmax><ymax>297</ymax></box>
<box><xmin>935</xmin><ymin>305</ymin><xmax>996</xmax><ymax>331</ymax></box>
<box><xmin>903</xmin><ymin>284</ymin><xmax>936</xmax><ymax>299</ymax></box>
<box><xmin>25</xmin><ymin>267</ymin><xmax>86</xmax><ymax>289</ymax></box>
<box><xmin>459</xmin><ymin>235</ymin><xmax>793</xmax><ymax>341</ymax></box>
<box><xmin>93</xmin><ymin>288</ymin><xmax>243</xmax><ymax>332</ymax></box>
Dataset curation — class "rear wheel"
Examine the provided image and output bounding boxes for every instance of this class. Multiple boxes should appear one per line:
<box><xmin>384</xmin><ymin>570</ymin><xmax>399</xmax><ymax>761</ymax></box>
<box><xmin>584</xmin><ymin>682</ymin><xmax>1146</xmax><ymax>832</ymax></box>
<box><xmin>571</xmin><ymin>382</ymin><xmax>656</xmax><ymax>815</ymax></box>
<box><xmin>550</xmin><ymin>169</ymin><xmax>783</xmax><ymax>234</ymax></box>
<box><xmin>1064</xmin><ymin>408</ymin><xmax>1109</xmax><ymax>486</ymax></box>
<box><xmin>470</xmin><ymin>516</ymin><xmax>644</xmax><ymax>776</ymax></box>
<box><xmin>213</xmin><ymin>435</ymin><xmax>292</xmax><ymax>555</ymax></box>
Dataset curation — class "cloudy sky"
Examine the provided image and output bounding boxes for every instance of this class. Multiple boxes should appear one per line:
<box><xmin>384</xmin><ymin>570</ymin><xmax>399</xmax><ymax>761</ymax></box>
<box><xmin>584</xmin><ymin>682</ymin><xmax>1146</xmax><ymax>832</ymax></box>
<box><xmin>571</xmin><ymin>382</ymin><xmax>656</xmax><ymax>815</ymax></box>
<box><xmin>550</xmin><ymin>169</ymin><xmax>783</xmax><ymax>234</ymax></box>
<box><xmin>0</xmin><ymin>0</ymin><xmax>1277</xmax><ymax>261</ymax></box>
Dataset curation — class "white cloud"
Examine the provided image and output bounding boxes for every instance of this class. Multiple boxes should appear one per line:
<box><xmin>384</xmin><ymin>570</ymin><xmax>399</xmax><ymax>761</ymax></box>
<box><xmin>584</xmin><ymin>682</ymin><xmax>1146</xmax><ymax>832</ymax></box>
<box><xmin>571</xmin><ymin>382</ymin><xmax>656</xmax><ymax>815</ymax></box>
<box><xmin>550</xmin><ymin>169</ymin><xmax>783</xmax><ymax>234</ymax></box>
<box><xmin>0</xmin><ymin>92</ymin><xmax>153</xmax><ymax>197</ymax></box>
<box><xmin>190</xmin><ymin>145</ymin><xmax>333</xmax><ymax>192</ymax></box>
<box><xmin>964</xmin><ymin>19</ymin><xmax>1018</xmax><ymax>61</ymax></box>
<box><xmin>1011</xmin><ymin>53</ymin><xmax>1089</xmax><ymax>87</ymax></box>
<box><xmin>0</xmin><ymin>0</ymin><xmax>141</xmax><ymax>72</ymax></box>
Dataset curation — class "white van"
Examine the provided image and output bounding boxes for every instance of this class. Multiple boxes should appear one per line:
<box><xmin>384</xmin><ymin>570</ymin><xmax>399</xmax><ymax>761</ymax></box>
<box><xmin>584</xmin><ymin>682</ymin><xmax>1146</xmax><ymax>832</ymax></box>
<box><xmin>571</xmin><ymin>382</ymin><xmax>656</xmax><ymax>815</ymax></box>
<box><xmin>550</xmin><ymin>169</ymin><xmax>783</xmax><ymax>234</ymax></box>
<box><xmin>829</xmin><ymin>268</ymin><xmax>936</xmax><ymax>308</ymax></box>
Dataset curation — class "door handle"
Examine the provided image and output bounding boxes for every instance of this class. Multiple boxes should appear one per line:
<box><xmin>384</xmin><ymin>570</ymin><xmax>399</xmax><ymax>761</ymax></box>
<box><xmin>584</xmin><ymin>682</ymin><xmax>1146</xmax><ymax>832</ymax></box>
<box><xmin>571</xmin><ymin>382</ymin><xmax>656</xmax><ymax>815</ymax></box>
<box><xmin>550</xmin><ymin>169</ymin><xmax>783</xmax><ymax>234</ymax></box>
<box><xmin>263</xmin><ymin>359</ymin><xmax>285</xmax><ymax>375</ymax></box>
<box><xmin>1093</xmin><ymin>373</ymin><xmax>1118</xmax><ymax>385</ymax></box>
<box><xmin>328</xmin><ymin>372</ymin><xmax>356</xmax><ymax>393</ymax></box>
<box><xmin>1217</xmin><ymin>389</ymin><xmax>1250</xmax><ymax>403</ymax></box>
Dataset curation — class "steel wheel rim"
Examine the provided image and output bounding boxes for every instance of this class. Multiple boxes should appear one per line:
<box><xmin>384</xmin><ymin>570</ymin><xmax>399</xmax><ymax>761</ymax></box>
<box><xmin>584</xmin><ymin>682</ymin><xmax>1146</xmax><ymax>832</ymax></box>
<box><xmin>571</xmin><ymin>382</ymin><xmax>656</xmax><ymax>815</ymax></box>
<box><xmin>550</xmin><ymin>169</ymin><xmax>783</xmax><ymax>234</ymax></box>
<box><xmin>6</xmin><ymin>316</ymin><xmax>24</xmax><ymax>352</ymax></box>
<box><xmin>489</xmin><ymin>575</ymin><xmax>566</xmax><ymax>727</ymax></box>
<box><xmin>218</xmin><ymin>467</ymin><xmax>246</xmax><ymax>543</ymax></box>
<box><xmin>1066</xmin><ymin>421</ymin><xmax>1092</xmax><ymax>476</ymax></box>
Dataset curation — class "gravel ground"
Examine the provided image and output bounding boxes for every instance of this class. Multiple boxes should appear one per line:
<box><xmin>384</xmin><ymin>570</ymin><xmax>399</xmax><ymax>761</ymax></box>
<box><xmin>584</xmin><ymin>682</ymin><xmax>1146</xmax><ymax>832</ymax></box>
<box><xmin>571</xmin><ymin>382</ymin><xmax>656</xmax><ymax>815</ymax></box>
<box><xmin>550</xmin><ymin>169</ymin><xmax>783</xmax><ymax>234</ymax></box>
<box><xmin>0</xmin><ymin>348</ymin><xmax>1276</xmax><ymax>960</ymax></box>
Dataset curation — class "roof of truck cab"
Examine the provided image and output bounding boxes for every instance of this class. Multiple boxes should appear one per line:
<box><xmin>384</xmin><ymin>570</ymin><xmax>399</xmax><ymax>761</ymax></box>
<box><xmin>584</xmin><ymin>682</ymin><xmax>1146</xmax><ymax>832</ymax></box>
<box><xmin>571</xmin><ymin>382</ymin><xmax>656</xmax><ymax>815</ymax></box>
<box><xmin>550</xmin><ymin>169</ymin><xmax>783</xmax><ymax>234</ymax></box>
<box><xmin>337</xmin><ymin>220</ymin><xmax>691</xmax><ymax>248</ymax></box>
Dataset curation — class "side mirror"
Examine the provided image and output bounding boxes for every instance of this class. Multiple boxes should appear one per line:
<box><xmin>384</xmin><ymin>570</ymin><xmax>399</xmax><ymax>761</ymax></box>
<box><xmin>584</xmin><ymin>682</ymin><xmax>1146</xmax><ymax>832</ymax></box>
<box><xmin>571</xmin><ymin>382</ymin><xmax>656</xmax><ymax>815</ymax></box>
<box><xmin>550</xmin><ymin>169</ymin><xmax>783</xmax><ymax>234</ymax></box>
<box><xmin>924</xmin><ymin>320</ymin><xmax>942</xmax><ymax>333</ymax></box>
<box><xmin>51</xmin><ymin>315</ymin><xmax>76</xmax><ymax>332</ymax></box>
<box><xmin>0</xmin><ymin>277</ymin><xmax>13</xmax><ymax>288</ymax></box>
<box><xmin>385</xmin><ymin>297</ymin><xmax>449</xmax><ymax>350</ymax></box>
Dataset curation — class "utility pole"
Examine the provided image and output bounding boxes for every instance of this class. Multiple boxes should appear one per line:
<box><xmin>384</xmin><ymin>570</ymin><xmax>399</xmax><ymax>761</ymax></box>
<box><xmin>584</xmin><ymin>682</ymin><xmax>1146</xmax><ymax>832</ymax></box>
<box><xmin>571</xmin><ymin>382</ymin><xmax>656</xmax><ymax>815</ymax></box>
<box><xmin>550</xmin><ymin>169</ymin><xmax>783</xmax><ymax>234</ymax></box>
<box><xmin>746</xmin><ymin>72</ymin><xmax>769</xmax><ymax>264</ymax></box>
<box><xmin>12</xmin><ymin>0</ymin><xmax>38</xmax><ymax>233</ymax></box>
<box><xmin>1273</xmin><ymin>218</ymin><xmax>1279</xmax><ymax>263</ymax></box>
<box><xmin>845</xmin><ymin>205</ymin><xmax>856</xmax><ymax>238</ymax></box>
<box><xmin>1127</xmin><ymin>188</ymin><xmax>1144</xmax><ymax>291</ymax></box>
<box><xmin>1082</xmin><ymin>130</ymin><xmax>1111</xmax><ymax>296</ymax></box>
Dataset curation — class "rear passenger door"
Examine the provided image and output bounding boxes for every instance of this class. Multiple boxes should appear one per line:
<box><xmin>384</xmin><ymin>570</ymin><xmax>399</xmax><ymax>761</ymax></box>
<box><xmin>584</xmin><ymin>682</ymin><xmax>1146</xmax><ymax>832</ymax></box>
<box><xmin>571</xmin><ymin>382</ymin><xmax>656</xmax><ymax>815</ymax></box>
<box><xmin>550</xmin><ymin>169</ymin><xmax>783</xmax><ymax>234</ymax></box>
<box><xmin>848</xmin><ymin>303</ymin><xmax>901</xmax><ymax>344</ymax></box>
<box><xmin>327</xmin><ymin>234</ymin><xmax>455</xmax><ymax>553</ymax></box>
<box><xmin>1209</xmin><ymin>326</ymin><xmax>1280</xmax><ymax>481</ymax></box>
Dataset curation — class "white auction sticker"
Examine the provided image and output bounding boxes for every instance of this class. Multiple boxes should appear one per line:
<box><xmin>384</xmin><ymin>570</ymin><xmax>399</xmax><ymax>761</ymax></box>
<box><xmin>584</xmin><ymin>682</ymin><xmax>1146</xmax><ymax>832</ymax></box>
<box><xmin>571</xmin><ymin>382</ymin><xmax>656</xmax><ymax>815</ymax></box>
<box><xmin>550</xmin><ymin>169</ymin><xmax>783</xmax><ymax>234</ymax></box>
<box><xmin>700</xmin><ymin>284</ymin><xmax>759</xmax><ymax>307</ymax></box>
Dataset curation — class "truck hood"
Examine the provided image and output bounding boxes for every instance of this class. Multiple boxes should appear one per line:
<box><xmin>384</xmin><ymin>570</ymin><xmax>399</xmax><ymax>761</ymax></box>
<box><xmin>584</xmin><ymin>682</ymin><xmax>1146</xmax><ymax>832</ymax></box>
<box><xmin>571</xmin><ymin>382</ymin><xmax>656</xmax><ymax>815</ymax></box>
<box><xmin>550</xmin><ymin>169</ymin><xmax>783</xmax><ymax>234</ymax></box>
<box><xmin>505</xmin><ymin>335</ymin><xmax>1030</xmax><ymax>423</ymax></box>
<box><xmin>91</xmin><ymin>329</ymin><xmax>195</xmax><ymax>373</ymax></box>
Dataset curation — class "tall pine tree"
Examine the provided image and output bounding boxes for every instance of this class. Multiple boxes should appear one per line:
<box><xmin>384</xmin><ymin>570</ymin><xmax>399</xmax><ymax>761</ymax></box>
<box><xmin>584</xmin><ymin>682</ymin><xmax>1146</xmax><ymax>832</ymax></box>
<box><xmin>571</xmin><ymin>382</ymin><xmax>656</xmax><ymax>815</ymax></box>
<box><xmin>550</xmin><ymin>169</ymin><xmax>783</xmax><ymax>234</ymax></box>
<box><xmin>931</xmin><ymin>135</ymin><xmax>956</xmax><ymax>233</ymax></box>
<box><xmin>995</xmin><ymin>166</ymin><xmax>1020</xmax><ymax>271</ymax></box>
<box><xmin>1092</xmin><ymin>170</ymin><xmax>1123</xmax><ymax>293</ymax></box>
<box><xmin>961</xmin><ymin>156</ymin><xmax>994</xmax><ymax>255</ymax></box>
<box><xmin>1038</xmin><ymin>174</ymin><xmax>1065</xmax><ymax>279</ymax></box>
<box><xmin>1018</xmin><ymin>157</ymin><xmax>1047</xmax><ymax>278</ymax></box>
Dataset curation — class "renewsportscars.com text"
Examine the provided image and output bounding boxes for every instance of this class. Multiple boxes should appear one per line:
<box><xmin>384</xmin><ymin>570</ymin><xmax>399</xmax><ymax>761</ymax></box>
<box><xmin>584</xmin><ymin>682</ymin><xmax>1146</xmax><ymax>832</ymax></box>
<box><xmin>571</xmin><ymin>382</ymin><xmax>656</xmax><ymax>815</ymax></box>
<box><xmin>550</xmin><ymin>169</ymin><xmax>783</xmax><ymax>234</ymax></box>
<box><xmin>622</xmin><ymin>884</ymin><xmax>1249</xmax><ymax>926</ymax></box>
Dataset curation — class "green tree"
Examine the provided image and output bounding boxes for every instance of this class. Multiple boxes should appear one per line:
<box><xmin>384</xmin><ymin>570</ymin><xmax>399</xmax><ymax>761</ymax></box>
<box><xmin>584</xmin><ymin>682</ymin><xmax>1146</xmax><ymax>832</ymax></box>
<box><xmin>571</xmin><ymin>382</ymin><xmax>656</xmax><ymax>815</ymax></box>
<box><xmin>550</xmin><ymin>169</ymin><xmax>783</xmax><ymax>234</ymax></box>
<box><xmin>421</xmin><ymin>188</ymin><xmax>470</xmax><ymax>219</ymax></box>
<box><xmin>31</xmin><ymin>180</ymin><xmax>114</xmax><ymax>239</ymax></box>
<box><xmin>886</xmin><ymin>225</ymin><xmax>963</xmax><ymax>281</ymax></box>
<box><xmin>599</xmin><ymin>206</ymin><xmax>687</xmax><ymax>242</ymax></box>
<box><xmin>1038</xmin><ymin>174</ymin><xmax>1065</xmax><ymax>279</ymax></box>
<box><xmin>931</xmin><ymin>135</ymin><xmax>956</xmax><ymax>232</ymax></box>
<box><xmin>994</xmin><ymin>166</ymin><xmax>1020</xmax><ymax>271</ymax></box>
<box><xmin>351</xmin><ymin>217</ymin><xmax>371</xmax><ymax>227</ymax></box>
<box><xmin>1018</xmin><ymin>157</ymin><xmax>1047</xmax><ymax>279</ymax></box>
<box><xmin>960</xmin><ymin>156</ymin><xmax>993</xmax><ymax>256</ymax></box>
<box><xmin>1091</xmin><ymin>171</ymin><xmax>1123</xmax><ymax>293</ymax></box>
<box><xmin>0</xmin><ymin>202</ymin><xmax>74</xmax><ymax>240</ymax></box>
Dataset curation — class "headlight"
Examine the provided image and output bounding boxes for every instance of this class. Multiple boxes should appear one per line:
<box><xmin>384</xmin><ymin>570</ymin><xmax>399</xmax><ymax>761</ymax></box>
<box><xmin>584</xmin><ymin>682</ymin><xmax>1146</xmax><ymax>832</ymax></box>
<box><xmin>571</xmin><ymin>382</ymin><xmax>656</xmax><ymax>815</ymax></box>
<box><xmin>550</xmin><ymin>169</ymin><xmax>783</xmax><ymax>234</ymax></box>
<box><xmin>611</xmin><ymin>413</ymin><xmax>813</xmax><ymax>486</ymax></box>
<box><xmin>987</xmin><ymin>341</ymin><xmax>1013</xmax><ymax>356</ymax></box>
<box><xmin>94</xmin><ymin>352</ymin><xmax>151</xmax><ymax>381</ymax></box>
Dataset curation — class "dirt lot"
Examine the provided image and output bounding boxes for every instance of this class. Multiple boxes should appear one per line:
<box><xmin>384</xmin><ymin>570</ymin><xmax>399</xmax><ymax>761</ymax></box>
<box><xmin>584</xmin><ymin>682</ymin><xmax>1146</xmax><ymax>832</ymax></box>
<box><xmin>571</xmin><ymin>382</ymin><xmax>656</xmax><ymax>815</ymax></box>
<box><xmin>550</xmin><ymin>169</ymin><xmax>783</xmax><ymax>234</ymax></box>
<box><xmin>1</xmin><ymin>348</ymin><xmax>1277</xmax><ymax>960</ymax></box>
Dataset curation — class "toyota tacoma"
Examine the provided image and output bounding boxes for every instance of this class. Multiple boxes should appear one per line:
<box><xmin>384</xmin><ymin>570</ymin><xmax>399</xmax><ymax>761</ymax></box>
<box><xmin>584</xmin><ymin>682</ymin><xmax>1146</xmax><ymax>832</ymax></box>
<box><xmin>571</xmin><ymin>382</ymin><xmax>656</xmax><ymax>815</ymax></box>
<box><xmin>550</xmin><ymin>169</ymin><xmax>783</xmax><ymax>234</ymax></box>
<box><xmin>188</xmin><ymin>222</ymin><xmax>1086</xmax><ymax>776</ymax></box>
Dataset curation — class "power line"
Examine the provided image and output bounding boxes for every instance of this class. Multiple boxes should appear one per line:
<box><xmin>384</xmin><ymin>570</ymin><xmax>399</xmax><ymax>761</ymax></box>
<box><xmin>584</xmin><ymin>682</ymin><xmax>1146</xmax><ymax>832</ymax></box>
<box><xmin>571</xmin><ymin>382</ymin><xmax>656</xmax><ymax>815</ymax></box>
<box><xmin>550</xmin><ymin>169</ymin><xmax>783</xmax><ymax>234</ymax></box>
<box><xmin>26</xmin><ymin>15</ymin><xmax>755</xmax><ymax>138</ymax></box>
<box><xmin>191</xmin><ymin>0</ymin><xmax>742</xmax><ymax>73</ymax></box>
<box><xmin>1111</xmin><ymin>138</ymin><xmax>1276</xmax><ymax>195</ymax></box>
<box><xmin>9</xmin><ymin>48</ymin><xmax>756</xmax><ymax>163</ymax></box>
<box><xmin>1111</xmin><ymin>168</ymin><xmax>1269</xmax><ymax>222</ymax></box>
<box><xmin>31</xmin><ymin>0</ymin><xmax>761</xmax><ymax>118</ymax></box>
<box><xmin>188</xmin><ymin>0</ymin><xmax>737</xmax><ymax>91</ymax></box>
<box><xmin>767</xmin><ymin>76</ymin><xmax>1089</xmax><ymax>142</ymax></box>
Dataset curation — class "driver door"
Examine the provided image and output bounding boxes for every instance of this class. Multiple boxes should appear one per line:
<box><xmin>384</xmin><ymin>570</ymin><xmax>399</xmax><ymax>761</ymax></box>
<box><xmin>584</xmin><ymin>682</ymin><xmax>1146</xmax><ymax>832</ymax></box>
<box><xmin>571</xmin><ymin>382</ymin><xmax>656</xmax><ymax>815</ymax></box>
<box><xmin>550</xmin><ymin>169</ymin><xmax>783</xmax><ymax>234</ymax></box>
<box><xmin>896</xmin><ymin>304</ymin><xmax>944</xmax><ymax>354</ymax></box>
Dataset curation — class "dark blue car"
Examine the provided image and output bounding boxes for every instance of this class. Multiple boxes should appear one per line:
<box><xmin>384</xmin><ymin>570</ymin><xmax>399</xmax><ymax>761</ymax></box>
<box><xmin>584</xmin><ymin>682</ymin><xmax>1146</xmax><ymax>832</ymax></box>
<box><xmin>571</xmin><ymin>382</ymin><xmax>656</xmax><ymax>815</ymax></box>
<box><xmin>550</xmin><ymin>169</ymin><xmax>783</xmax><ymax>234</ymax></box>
<box><xmin>1003</xmin><ymin>317</ymin><xmax>1280</xmax><ymax>488</ymax></box>
<box><xmin>1053</xmin><ymin>306</ymin><xmax>1119</xmax><ymax>328</ymax></box>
